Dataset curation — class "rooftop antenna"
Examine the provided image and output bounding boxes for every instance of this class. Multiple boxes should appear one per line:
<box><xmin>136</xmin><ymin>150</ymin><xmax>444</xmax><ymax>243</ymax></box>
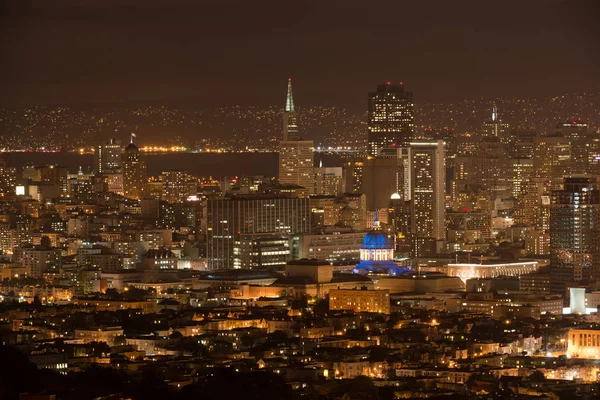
<box><xmin>130</xmin><ymin>133</ymin><xmax>136</xmax><ymax>144</ymax></box>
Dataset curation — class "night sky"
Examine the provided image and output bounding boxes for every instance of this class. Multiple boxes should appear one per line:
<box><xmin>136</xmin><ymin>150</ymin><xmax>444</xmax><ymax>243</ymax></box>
<box><xmin>1</xmin><ymin>0</ymin><xmax>599</xmax><ymax>108</ymax></box>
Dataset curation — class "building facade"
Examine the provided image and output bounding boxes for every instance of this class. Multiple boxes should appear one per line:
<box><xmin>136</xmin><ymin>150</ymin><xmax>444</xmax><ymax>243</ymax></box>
<box><xmin>550</xmin><ymin>177</ymin><xmax>600</xmax><ymax>282</ymax></box>
<box><xmin>367</xmin><ymin>82</ymin><xmax>414</xmax><ymax>156</ymax></box>
<box><xmin>206</xmin><ymin>195</ymin><xmax>311</xmax><ymax>270</ymax></box>
<box><xmin>122</xmin><ymin>142</ymin><xmax>147</xmax><ymax>200</ymax></box>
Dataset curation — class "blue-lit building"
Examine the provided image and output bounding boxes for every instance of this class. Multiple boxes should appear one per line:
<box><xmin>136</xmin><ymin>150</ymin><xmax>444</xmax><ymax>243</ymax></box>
<box><xmin>355</xmin><ymin>224</ymin><xmax>407</xmax><ymax>276</ymax></box>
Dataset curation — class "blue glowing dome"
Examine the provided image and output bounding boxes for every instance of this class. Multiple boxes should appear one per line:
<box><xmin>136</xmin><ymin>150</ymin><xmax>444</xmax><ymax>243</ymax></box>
<box><xmin>361</xmin><ymin>231</ymin><xmax>393</xmax><ymax>250</ymax></box>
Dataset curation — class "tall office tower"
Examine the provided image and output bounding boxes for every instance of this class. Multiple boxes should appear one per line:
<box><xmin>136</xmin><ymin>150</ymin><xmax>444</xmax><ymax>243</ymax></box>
<box><xmin>278</xmin><ymin>79</ymin><xmax>314</xmax><ymax>196</ymax></box>
<box><xmin>482</xmin><ymin>104</ymin><xmax>511</xmax><ymax>144</ymax></box>
<box><xmin>0</xmin><ymin>156</ymin><xmax>17</xmax><ymax>198</ymax></box>
<box><xmin>94</xmin><ymin>138</ymin><xmax>122</xmax><ymax>174</ymax></box>
<box><xmin>206</xmin><ymin>195</ymin><xmax>311</xmax><ymax>270</ymax></box>
<box><xmin>367</xmin><ymin>82</ymin><xmax>414</xmax><ymax>156</ymax></box>
<box><xmin>555</xmin><ymin>120</ymin><xmax>592</xmax><ymax>175</ymax></box>
<box><xmin>508</xmin><ymin>158</ymin><xmax>534</xmax><ymax>199</ymax></box>
<box><xmin>279</xmin><ymin>141</ymin><xmax>314</xmax><ymax>196</ymax></box>
<box><xmin>344</xmin><ymin>160</ymin><xmax>363</xmax><ymax>193</ymax></box>
<box><xmin>550</xmin><ymin>177</ymin><xmax>600</xmax><ymax>283</ymax></box>
<box><xmin>313</xmin><ymin>165</ymin><xmax>343</xmax><ymax>196</ymax></box>
<box><xmin>534</xmin><ymin>136</ymin><xmax>571</xmax><ymax>189</ymax></box>
<box><xmin>162</xmin><ymin>170</ymin><xmax>188</xmax><ymax>203</ymax></box>
<box><xmin>122</xmin><ymin>140</ymin><xmax>147</xmax><ymax>200</ymax></box>
<box><xmin>384</xmin><ymin>141</ymin><xmax>445</xmax><ymax>256</ymax></box>
<box><xmin>282</xmin><ymin>79</ymin><xmax>298</xmax><ymax>141</ymax></box>
<box><xmin>402</xmin><ymin>141</ymin><xmax>446</xmax><ymax>243</ymax></box>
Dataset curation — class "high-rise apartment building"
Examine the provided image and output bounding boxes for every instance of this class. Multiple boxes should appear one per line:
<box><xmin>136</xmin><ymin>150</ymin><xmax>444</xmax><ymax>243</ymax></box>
<box><xmin>162</xmin><ymin>170</ymin><xmax>189</xmax><ymax>203</ymax></box>
<box><xmin>122</xmin><ymin>141</ymin><xmax>147</xmax><ymax>200</ymax></box>
<box><xmin>550</xmin><ymin>177</ymin><xmax>600</xmax><ymax>282</ymax></box>
<box><xmin>278</xmin><ymin>79</ymin><xmax>314</xmax><ymax>196</ymax></box>
<box><xmin>206</xmin><ymin>195</ymin><xmax>311</xmax><ymax>270</ymax></box>
<box><xmin>94</xmin><ymin>138</ymin><xmax>122</xmax><ymax>174</ymax></box>
<box><xmin>0</xmin><ymin>156</ymin><xmax>17</xmax><ymax>198</ymax></box>
<box><xmin>367</xmin><ymin>82</ymin><xmax>414</xmax><ymax>156</ymax></box>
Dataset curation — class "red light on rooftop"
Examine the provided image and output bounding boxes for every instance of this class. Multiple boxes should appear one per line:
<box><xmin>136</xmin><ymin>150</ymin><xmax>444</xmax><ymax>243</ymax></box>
<box><xmin>387</xmin><ymin>81</ymin><xmax>391</xmax><ymax>85</ymax></box>
<box><xmin>399</xmin><ymin>81</ymin><xmax>403</xmax><ymax>85</ymax></box>
<box><xmin>463</xmin><ymin>207</ymin><xmax>469</xmax><ymax>212</ymax></box>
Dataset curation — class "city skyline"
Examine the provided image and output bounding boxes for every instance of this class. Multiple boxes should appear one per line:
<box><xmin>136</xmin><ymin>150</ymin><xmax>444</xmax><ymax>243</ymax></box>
<box><xmin>2</xmin><ymin>2</ymin><xmax>600</xmax><ymax>399</ymax></box>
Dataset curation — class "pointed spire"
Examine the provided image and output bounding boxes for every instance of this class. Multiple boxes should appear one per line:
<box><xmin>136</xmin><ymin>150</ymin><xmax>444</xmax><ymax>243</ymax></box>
<box><xmin>285</xmin><ymin>78</ymin><xmax>295</xmax><ymax>113</ymax></box>
<box><xmin>373</xmin><ymin>211</ymin><xmax>380</xmax><ymax>230</ymax></box>
<box><xmin>491</xmin><ymin>103</ymin><xmax>498</xmax><ymax>122</ymax></box>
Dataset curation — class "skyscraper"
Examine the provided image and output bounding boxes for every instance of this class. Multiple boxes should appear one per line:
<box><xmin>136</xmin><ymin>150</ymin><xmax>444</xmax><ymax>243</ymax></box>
<box><xmin>482</xmin><ymin>104</ymin><xmax>511</xmax><ymax>144</ymax></box>
<box><xmin>555</xmin><ymin>120</ymin><xmax>592</xmax><ymax>175</ymax></box>
<box><xmin>367</xmin><ymin>82</ymin><xmax>414</xmax><ymax>156</ymax></box>
<box><xmin>282</xmin><ymin>78</ymin><xmax>298</xmax><ymax>141</ymax></box>
<box><xmin>122</xmin><ymin>139</ymin><xmax>147</xmax><ymax>200</ymax></box>
<box><xmin>278</xmin><ymin>79</ymin><xmax>314</xmax><ymax>196</ymax></box>
<box><xmin>386</xmin><ymin>141</ymin><xmax>446</xmax><ymax>256</ymax></box>
<box><xmin>0</xmin><ymin>156</ymin><xmax>17</xmax><ymax>198</ymax></box>
<box><xmin>94</xmin><ymin>138</ymin><xmax>122</xmax><ymax>174</ymax></box>
<box><xmin>550</xmin><ymin>177</ymin><xmax>600</xmax><ymax>283</ymax></box>
<box><xmin>403</xmin><ymin>141</ymin><xmax>446</xmax><ymax>242</ymax></box>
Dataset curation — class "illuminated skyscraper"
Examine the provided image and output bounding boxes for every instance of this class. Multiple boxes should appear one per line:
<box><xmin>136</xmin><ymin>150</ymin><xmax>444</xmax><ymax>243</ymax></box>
<box><xmin>482</xmin><ymin>104</ymin><xmax>511</xmax><ymax>144</ymax></box>
<box><xmin>278</xmin><ymin>79</ymin><xmax>314</xmax><ymax>196</ymax></box>
<box><xmin>402</xmin><ymin>141</ymin><xmax>446</xmax><ymax>243</ymax></box>
<box><xmin>122</xmin><ymin>139</ymin><xmax>147</xmax><ymax>200</ymax></box>
<box><xmin>94</xmin><ymin>138</ymin><xmax>122</xmax><ymax>174</ymax></box>
<box><xmin>367</xmin><ymin>82</ymin><xmax>414</xmax><ymax>156</ymax></box>
<box><xmin>282</xmin><ymin>78</ymin><xmax>298</xmax><ymax>141</ymax></box>
<box><xmin>550</xmin><ymin>177</ymin><xmax>600</xmax><ymax>283</ymax></box>
<box><xmin>534</xmin><ymin>136</ymin><xmax>571</xmax><ymax>189</ymax></box>
<box><xmin>384</xmin><ymin>141</ymin><xmax>445</xmax><ymax>256</ymax></box>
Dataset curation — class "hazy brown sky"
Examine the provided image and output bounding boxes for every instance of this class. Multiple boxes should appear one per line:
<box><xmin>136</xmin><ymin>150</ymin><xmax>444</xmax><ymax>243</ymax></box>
<box><xmin>1</xmin><ymin>0</ymin><xmax>599</xmax><ymax>108</ymax></box>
